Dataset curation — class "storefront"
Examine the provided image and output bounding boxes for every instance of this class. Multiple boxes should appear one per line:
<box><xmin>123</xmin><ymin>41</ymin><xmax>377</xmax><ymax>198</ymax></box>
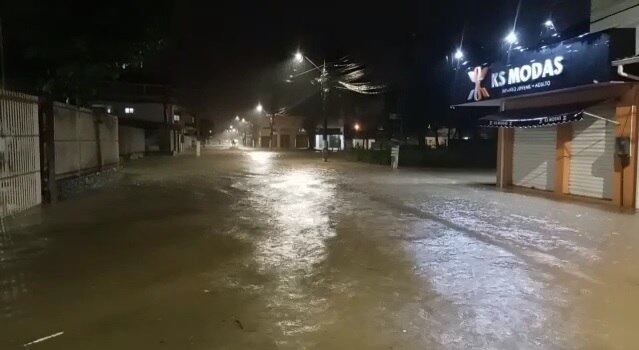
<box><xmin>452</xmin><ymin>30</ymin><xmax>639</xmax><ymax>209</ymax></box>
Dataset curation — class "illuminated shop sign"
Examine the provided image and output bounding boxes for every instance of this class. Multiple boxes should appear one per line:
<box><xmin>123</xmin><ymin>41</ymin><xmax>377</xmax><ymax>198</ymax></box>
<box><xmin>451</xmin><ymin>30</ymin><xmax>635</xmax><ymax>105</ymax></box>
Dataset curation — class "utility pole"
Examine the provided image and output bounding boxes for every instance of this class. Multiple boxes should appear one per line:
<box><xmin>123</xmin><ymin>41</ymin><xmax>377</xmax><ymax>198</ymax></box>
<box><xmin>269</xmin><ymin>113</ymin><xmax>274</xmax><ymax>149</ymax></box>
<box><xmin>321</xmin><ymin>62</ymin><xmax>328</xmax><ymax>162</ymax></box>
<box><xmin>0</xmin><ymin>17</ymin><xmax>5</xmax><ymax>90</ymax></box>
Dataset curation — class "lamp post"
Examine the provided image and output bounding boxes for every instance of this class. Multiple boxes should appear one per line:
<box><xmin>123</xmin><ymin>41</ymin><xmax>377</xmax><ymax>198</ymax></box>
<box><xmin>353</xmin><ymin>122</ymin><xmax>361</xmax><ymax>148</ymax></box>
<box><xmin>256</xmin><ymin>103</ymin><xmax>275</xmax><ymax>149</ymax></box>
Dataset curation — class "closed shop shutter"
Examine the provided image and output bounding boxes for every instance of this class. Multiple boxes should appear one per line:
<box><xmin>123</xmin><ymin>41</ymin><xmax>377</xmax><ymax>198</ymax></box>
<box><xmin>569</xmin><ymin>117</ymin><xmax>615</xmax><ymax>199</ymax></box>
<box><xmin>295</xmin><ymin>135</ymin><xmax>308</xmax><ymax>148</ymax></box>
<box><xmin>513</xmin><ymin>127</ymin><xmax>557</xmax><ymax>191</ymax></box>
<box><xmin>280</xmin><ymin>135</ymin><xmax>291</xmax><ymax>148</ymax></box>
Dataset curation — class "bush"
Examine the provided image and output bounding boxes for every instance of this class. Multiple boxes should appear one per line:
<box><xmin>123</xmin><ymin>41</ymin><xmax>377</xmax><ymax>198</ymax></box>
<box><xmin>346</xmin><ymin>141</ymin><xmax>496</xmax><ymax>168</ymax></box>
<box><xmin>347</xmin><ymin>148</ymin><xmax>391</xmax><ymax>165</ymax></box>
<box><xmin>398</xmin><ymin>141</ymin><xmax>496</xmax><ymax>168</ymax></box>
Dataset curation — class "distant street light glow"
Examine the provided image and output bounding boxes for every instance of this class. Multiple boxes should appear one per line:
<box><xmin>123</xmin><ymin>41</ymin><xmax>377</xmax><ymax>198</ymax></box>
<box><xmin>256</xmin><ymin>103</ymin><xmax>263</xmax><ymax>113</ymax></box>
<box><xmin>504</xmin><ymin>31</ymin><xmax>518</xmax><ymax>44</ymax></box>
<box><xmin>454</xmin><ymin>48</ymin><xmax>464</xmax><ymax>60</ymax></box>
<box><xmin>353</xmin><ymin>123</ymin><xmax>361</xmax><ymax>131</ymax></box>
<box><xmin>294</xmin><ymin>51</ymin><xmax>304</xmax><ymax>63</ymax></box>
<box><xmin>235</xmin><ymin>115</ymin><xmax>240</xmax><ymax>121</ymax></box>
<box><xmin>544</xmin><ymin>19</ymin><xmax>554</xmax><ymax>28</ymax></box>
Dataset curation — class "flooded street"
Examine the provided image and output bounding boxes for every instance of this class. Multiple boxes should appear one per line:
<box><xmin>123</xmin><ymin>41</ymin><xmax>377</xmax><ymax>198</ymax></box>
<box><xmin>2</xmin><ymin>149</ymin><xmax>639</xmax><ymax>349</ymax></box>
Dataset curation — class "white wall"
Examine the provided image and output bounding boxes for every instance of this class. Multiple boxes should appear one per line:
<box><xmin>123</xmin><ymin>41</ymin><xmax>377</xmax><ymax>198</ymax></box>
<box><xmin>54</xmin><ymin>103</ymin><xmax>119</xmax><ymax>178</ymax></box>
<box><xmin>591</xmin><ymin>0</ymin><xmax>639</xmax><ymax>54</ymax></box>
<box><xmin>119</xmin><ymin>126</ymin><xmax>145</xmax><ymax>156</ymax></box>
<box><xmin>315</xmin><ymin>135</ymin><xmax>344</xmax><ymax>151</ymax></box>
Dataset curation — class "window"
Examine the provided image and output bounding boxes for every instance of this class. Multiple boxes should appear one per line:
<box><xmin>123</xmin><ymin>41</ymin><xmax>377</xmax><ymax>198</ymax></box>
<box><xmin>124</xmin><ymin>107</ymin><xmax>135</xmax><ymax>114</ymax></box>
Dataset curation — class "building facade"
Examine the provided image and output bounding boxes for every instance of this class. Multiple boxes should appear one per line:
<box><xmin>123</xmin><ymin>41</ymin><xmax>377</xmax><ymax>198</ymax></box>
<box><xmin>90</xmin><ymin>84</ymin><xmax>197</xmax><ymax>156</ymax></box>
<box><xmin>452</xmin><ymin>28</ymin><xmax>639</xmax><ymax>209</ymax></box>
<box><xmin>253</xmin><ymin>115</ymin><xmax>310</xmax><ymax>149</ymax></box>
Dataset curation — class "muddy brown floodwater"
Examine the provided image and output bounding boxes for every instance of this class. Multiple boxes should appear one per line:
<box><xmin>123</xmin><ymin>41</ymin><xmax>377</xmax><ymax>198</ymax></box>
<box><xmin>2</xmin><ymin>149</ymin><xmax>639</xmax><ymax>349</ymax></box>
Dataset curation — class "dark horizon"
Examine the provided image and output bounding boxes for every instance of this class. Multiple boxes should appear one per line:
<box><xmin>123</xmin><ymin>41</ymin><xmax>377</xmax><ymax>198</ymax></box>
<box><xmin>0</xmin><ymin>0</ymin><xmax>590</xmax><ymax>121</ymax></box>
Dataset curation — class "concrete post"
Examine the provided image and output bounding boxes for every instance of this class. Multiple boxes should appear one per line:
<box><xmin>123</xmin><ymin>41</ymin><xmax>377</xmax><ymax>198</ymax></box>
<box><xmin>496</xmin><ymin>128</ymin><xmax>514</xmax><ymax>188</ymax></box>
<box><xmin>38</xmin><ymin>99</ymin><xmax>58</xmax><ymax>203</ymax></box>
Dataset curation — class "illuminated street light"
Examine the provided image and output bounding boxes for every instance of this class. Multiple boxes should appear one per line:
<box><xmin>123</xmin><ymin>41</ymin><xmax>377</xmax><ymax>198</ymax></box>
<box><xmin>544</xmin><ymin>19</ymin><xmax>554</xmax><ymax>28</ymax></box>
<box><xmin>294</xmin><ymin>51</ymin><xmax>304</xmax><ymax>63</ymax></box>
<box><xmin>235</xmin><ymin>115</ymin><xmax>240</xmax><ymax>121</ymax></box>
<box><xmin>241</xmin><ymin>118</ymin><xmax>246</xmax><ymax>123</ymax></box>
<box><xmin>504</xmin><ymin>31</ymin><xmax>518</xmax><ymax>44</ymax></box>
<box><xmin>454</xmin><ymin>48</ymin><xmax>464</xmax><ymax>60</ymax></box>
<box><xmin>256</xmin><ymin>103</ymin><xmax>263</xmax><ymax>113</ymax></box>
<box><xmin>353</xmin><ymin>123</ymin><xmax>361</xmax><ymax>131</ymax></box>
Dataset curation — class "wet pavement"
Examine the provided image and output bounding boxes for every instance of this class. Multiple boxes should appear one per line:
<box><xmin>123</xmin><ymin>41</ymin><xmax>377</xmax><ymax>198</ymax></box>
<box><xmin>2</xmin><ymin>148</ymin><xmax>639</xmax><ymax>349</ymax></box>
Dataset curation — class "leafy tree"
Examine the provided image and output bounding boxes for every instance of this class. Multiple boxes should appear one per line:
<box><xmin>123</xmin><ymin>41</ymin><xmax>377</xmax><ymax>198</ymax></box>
<box><xmin>1</xmin><ymin>0</ymin><xmax>171</xmax><ymax>103</ymax></box>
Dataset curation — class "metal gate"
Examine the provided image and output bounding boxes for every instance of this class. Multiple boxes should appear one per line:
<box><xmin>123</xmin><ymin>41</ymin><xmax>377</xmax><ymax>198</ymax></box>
<box><xmin>0</xmin><ymin>90</ymin><xmax>41</xmax><ymax>218</ymax></box>
<box><xmin>569</xmin><ymin>117</ymin><xmax>615</xmax><ymax>199</ymax></box>
<box><xmin>513</xmin><ymin>127</ymin><xmax>557</xmax><ymax>191</ymax></box>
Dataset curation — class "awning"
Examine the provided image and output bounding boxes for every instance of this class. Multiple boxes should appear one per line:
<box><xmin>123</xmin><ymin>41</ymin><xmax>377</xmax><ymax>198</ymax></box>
<box><xmin>478</xmin><ymin>102</ymin><xmax>599</xmax><ymax>128</ymax></box>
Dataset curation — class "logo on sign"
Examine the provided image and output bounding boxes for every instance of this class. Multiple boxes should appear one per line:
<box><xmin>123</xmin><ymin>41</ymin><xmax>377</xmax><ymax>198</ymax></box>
<box><xmin>491</xmin><ymin>56</ymin><xmax>564</xmax><ymax>88</ymax></box>
<box><xmin>467</xmin><ymin>67</ymin><xmax>490</xmax><ymax>101</ymax></box>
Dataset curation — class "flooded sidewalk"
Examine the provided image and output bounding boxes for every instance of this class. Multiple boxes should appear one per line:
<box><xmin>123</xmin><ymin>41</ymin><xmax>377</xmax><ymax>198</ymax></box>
<box><xmin>1</xmin><ymin>149</ymin><xmax>639</xmax><ymax>349</ymax></box>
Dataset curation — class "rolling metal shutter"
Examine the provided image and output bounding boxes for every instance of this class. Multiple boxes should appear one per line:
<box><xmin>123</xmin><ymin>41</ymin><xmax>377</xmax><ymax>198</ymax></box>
<box><xmin>513</xmin><ymin>127</ymin><xmax>557</xmax><ymax>191</ymax></box>
<box><xmin>569</xmin><ymin>117</ymin><xmax>615</xmax><ymax>199</ymax></box>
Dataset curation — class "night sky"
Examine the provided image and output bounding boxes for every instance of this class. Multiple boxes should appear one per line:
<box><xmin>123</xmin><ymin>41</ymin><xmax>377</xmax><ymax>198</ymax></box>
<box><xmin>1</xmin><ymin>0</ymin><xmax>591</xmax><ymax>121</ymax></box>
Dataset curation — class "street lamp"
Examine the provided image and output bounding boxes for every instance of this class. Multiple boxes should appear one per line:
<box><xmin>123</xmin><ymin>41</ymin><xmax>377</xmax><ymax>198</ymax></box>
<box><xmin>293</xmin><ymin>50</ymin><xmax>330</xmax><ymax>161</ymax></box>
<box><xmin>504</xmin><ymin>31</ymin><xmax>518</xmax><ymax>45</ymax></box>
<box><xmin>454</xmin><ymin>48</ymin><xmax>464</xmax><ymax>60</ymax></box>
<box><xmin>256</xmin><ymin>102</ymin><xmax>275</xmax><ymax>149</ymax></box>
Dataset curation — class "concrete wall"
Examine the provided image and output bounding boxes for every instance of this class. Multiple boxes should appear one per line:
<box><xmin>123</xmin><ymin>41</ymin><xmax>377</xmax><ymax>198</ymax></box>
<box><xmin>54</xmin><ymin>103</ymin><xmax>118</xmax><ymax>179</ymax></box>
<box><xmin>119</xmin><ymin>125</ymin><xmax>145</xmax><ymax>157</ymax></box>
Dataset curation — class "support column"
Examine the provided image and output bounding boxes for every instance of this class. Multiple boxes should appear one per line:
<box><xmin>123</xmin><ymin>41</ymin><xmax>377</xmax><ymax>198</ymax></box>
<box><xmin>613</xmin><ymin>93</ymin><xmax>638</xmax><ymax>208</ymax></box>
<box><xmin>555</xmin><ymin>124</ymin><xmax>572</xmax><ymax>194</ymax></box>
<box><xmin>496</xmin><ymin>128</ymin><xmax>514</xmax><ymax>188</ymax></box>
